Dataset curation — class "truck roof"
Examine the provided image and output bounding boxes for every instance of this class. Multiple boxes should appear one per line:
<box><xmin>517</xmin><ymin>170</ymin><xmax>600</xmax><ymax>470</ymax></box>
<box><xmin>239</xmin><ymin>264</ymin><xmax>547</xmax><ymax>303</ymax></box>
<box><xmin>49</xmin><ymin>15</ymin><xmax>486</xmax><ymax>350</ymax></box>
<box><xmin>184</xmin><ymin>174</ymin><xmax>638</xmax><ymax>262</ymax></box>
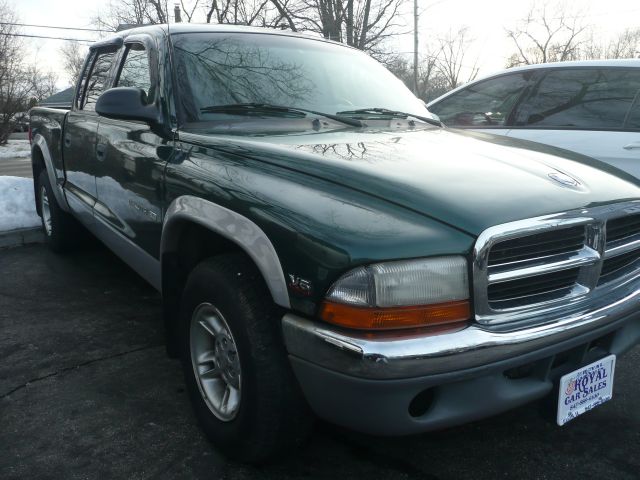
<box><xmin>91</xmin><ymin>23</ymin><xmax>341</xmax><ymax>50</ymax></box>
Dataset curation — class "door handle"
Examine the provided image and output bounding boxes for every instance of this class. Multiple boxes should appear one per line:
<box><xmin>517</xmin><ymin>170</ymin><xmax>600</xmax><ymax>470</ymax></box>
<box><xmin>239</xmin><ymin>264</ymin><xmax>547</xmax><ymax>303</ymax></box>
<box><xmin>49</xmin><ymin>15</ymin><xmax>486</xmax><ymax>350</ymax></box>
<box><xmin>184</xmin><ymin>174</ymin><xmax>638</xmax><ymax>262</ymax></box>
<box><xmin>623</xmin><ymin>142</ymin><xmax>640</xmax><ymax>150</ymax></box>
<box><xmin>96</xmin><ymin>143</ymin><xmax>107</xmax><ymax>161</ymax></box>
<box><xmin>64</xmin><ymin>136</ymin><xmax>71</xmax><ymax>147</ymax></box>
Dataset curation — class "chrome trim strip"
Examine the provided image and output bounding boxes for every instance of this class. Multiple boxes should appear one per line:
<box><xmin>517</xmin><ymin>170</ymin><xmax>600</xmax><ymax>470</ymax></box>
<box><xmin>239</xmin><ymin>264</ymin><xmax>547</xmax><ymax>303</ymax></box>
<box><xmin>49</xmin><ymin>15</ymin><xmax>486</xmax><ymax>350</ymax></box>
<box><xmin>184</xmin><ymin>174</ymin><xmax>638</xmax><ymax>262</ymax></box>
<box><xmin>605</xmin><ymin>236</ymin><xmax>640</xmax><ymax>258</ymax></box>
<box><xmin>32</xmin><ymin>134</ymin><xmax>70</xmax><ymax>211</ymax></box>
<box><xmin>161</xmin><ymin>196</ymin><xmax>290</xmax><ymax>308</ymax></box>
<box><xmin>282</xmin><ymin>274</ymin><xmax>640</xmax><ymax>379</ymax></box>
<box><xmin>474</xmin><ymin>201</ymin><xmax>640</xmax><ymax>326</ymax></box>
<box><xmin>488</xmin><ymin>247</ymin><xmax>599</xmax><ymax>283</ymax></box>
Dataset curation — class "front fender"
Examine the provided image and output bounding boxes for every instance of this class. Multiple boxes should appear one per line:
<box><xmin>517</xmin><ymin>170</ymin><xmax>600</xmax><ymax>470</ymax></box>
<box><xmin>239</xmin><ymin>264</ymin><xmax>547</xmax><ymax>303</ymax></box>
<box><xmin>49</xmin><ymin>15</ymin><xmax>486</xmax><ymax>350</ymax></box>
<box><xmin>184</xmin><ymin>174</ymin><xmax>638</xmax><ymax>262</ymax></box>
<box><xmin>161</xmin><ymin>195</ymin><xmax>291</xmax><ymax>308</ymax></box>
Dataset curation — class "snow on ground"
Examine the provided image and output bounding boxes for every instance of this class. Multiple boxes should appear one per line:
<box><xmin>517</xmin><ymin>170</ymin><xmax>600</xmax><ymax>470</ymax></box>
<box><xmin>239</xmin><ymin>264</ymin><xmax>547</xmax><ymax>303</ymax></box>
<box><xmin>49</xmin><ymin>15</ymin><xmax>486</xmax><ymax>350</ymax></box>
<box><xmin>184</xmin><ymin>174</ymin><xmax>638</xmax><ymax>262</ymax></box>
<box><xmin>0</xmin><ymin>140</ymin><xmax>31</xmax><ymax>159</ymax></box>
<box><xmin>0</xmin><ymin>176</ymin><xmax>41</xmax><ymax>231</ymax></box>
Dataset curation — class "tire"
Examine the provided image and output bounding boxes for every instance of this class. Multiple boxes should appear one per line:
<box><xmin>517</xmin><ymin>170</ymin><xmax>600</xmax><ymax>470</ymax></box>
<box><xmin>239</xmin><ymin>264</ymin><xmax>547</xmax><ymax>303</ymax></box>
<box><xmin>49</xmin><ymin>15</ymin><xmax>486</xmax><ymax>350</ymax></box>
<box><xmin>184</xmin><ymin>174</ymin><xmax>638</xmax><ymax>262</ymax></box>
<box><xmin>37</xmin><ymin>170</ymin><xmax>82</xmax><ymax>253</ymax></box>
<box><xmin>179</xmin><ymin>254</ymin><xmax>313</xmax><ymax>463</ymax></box>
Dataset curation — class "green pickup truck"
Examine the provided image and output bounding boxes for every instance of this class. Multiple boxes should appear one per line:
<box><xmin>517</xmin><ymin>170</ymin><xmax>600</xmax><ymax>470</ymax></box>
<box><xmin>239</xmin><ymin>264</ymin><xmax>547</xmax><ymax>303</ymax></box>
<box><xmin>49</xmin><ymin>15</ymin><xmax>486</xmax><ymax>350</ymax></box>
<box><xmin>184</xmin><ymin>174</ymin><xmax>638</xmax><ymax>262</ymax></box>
<box><xmin>30</xmin><ymin>24</ymin><xmax>640</xmax><ymax>462</ymax></box>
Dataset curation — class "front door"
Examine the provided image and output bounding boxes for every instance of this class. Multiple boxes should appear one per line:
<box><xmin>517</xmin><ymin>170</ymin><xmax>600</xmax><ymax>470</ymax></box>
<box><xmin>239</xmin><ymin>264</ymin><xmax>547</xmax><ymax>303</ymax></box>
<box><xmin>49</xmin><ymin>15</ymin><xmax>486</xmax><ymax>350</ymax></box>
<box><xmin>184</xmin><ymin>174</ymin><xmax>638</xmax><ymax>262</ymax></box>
<box><xmin>94</xmin><ymin>40</ymin><xmax>167</xmax><ymax>260</ymax></box>
<box><xmin>63</xmin><ymin>48</ymin><xmax>119</xmax><ymax>223</ymax></box>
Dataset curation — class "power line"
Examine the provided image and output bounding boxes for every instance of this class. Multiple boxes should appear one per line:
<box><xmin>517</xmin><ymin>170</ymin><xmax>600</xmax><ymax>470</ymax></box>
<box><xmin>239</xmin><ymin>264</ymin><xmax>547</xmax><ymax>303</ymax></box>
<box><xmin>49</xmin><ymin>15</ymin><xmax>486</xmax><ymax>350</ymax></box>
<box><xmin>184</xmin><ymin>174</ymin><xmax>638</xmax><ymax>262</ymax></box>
<box><xmin>0</xmin><ymin>32</ymin><xmax>93</xmax><ymax>43</ymax></box>
<box><xmin>0</xmin><ymin>21</ymin><xmax>110</xmax><ymax>33</ymax></box>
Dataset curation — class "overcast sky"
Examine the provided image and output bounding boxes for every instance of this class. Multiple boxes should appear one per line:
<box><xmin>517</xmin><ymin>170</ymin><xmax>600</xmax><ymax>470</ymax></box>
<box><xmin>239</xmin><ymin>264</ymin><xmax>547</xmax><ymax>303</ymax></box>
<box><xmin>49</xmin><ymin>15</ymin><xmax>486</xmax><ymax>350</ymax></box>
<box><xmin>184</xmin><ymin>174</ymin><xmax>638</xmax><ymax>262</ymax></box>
<box><xmin>11</xmin><ymin>0</ymin><xmax>640</xmax><ymax>89</ymax></box>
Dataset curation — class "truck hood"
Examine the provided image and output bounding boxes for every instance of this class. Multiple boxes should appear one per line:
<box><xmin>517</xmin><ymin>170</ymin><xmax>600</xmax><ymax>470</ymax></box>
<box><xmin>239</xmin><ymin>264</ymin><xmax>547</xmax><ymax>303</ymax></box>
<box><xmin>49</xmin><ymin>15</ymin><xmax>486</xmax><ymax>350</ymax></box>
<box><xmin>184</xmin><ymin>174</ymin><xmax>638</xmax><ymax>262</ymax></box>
<box><xmin>192</xmin><ymin>127</ymin><xmax>640</xmax><ymax>236</ymax></box>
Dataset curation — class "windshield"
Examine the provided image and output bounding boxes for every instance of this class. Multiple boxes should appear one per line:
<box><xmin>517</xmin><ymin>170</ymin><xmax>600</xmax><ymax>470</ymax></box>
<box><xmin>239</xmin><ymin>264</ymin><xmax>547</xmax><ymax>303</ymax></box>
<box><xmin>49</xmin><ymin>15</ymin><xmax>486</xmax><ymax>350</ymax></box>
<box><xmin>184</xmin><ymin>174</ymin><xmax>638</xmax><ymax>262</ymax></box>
<box><xmin>172</xmin><ymin>32</ymin><xmax>430</xmax><ymax>126</ymax></box>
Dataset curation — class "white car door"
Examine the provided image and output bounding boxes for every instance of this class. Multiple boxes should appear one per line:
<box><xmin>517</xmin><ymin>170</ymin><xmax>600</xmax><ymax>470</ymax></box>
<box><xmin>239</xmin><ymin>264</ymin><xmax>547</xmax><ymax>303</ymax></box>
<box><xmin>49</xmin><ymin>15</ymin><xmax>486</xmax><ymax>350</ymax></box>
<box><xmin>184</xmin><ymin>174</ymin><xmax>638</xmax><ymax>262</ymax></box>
<box><xmin>506</xmin><ymin>129</ymin><xmax>640</xmax><ymax>177</ymax></box>
<box><xmin>505</xmin><ymin>67</ymin><xmax>640</xmax><ymax>177</ymax></box>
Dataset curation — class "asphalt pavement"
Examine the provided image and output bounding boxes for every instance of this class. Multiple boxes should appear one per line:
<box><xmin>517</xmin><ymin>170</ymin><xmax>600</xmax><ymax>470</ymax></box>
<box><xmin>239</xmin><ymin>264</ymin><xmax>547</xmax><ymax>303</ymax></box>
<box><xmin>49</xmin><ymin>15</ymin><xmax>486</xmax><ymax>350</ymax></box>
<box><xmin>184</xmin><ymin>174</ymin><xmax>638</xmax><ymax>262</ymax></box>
<box><xmin>1</xmin><ymin>243</ymin><xmax>639</xmax><ymax>479</ymax></box>
<box><xmin>8</xmin><ymin>132</ymin><xmax>28</xmax><ymax>141</ymax></box>
<box><xmin>1</xmin><ymin>132</ymin><xmax>31</xmax><ymax>178</ymax></box>
<box><xmin>0</xmin><ymin>157</ymin><xmax>32</xmax><ymax>178</ymax></box>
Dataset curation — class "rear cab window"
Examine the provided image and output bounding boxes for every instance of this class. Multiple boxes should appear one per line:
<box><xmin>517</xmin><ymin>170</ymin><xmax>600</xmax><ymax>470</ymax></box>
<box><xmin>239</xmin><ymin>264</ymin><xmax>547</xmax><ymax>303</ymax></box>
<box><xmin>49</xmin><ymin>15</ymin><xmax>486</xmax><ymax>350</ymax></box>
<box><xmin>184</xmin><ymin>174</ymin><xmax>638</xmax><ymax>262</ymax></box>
<box><xmin>515</xmin><ymin>68</ymin><xmax>640</xmax><ymax>130</ymax></box>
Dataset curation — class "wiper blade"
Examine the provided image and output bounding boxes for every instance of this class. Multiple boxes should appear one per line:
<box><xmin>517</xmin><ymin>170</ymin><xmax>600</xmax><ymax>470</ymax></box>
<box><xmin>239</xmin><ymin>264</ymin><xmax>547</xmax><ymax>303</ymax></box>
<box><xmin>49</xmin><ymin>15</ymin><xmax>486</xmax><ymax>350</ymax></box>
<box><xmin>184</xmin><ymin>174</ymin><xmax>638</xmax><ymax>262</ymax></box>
<box><xmin>336</xmin><ymin>107</ymin><xmax>442</xmax><ymax>127</ymax></box>
<box><xmin>200</xmin><ymin>103</ymin><xmax>363</xmax><ymax>127</ymax></box>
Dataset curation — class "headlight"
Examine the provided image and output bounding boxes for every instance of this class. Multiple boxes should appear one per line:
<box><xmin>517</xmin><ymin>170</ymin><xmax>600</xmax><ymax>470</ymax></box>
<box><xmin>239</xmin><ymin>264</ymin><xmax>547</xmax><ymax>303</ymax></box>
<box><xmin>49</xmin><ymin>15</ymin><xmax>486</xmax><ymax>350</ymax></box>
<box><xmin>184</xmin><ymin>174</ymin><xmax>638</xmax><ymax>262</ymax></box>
<box><xmin>319</xmin><ymin>256</ymin><xmax>470</xmax><ymax>330</ymax></box>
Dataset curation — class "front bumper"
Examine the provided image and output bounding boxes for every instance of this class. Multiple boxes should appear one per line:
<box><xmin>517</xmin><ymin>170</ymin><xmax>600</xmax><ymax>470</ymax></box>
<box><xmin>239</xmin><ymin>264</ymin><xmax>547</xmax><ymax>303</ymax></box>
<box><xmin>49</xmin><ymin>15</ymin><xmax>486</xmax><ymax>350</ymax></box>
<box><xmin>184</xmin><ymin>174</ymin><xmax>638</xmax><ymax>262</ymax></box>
<box><xmin>282</xmin><ymin>288</ymin><xmax>640</xmax><ymax>435</ymax></box>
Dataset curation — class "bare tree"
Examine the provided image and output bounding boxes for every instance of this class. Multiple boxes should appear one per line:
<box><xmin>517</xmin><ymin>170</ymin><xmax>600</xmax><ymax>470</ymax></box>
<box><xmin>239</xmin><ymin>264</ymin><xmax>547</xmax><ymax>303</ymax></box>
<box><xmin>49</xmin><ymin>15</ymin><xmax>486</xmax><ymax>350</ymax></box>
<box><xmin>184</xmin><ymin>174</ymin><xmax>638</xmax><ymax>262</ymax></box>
<box><xmin>203</xmin><ymin>0</ymin><xmax>278</xmax><ymax>26</ymax></box>
<box><xmin>1</xmin><ymin>3</ymin><xmax>57</xmax><ymax>144</ymax></box>
<box><xmin>388</xmin><ymin>55</ymin><xmax>440</xmax><ymax>101</ymax></box>
<box><xmin>180</xmin><ymin>0</ymin><xmax>201</xmax><ymax>22</ymax></box>
<box><xmin>505</xmin><ymin>1</ymin><xmax>590</xmax><ymax>67</ymax></box>
<box><xmin>387</xmin><ymin>37</ymin><xmax>458</xmax><ymax>102</ymax></box>
<box><xmin>434</xmin><ymin>27</ymin><xmax>479</xmax><ymax>90</ymax></box>
<box><xmin>583</xmin><ymin>27</ymin><xmax>640</xmax><ymax>60</ymax></box>
<box><xmin>93</xmin><ymin>0</ymin><xmax>168</xmax><ymax>31</ymax></box>
<box><xmin>273</xmin><ymin>0</ymin><xmax>407</xmax><ymax>58</ymax></box>
<box><xmin>552</xmin><ymin>27</ymin><xmax>640</xmax><ymax>60</ymax></box>
<box><xmin>91</xmin><ymin>0</ymin><xmax>407</xmax><ymax>59</ymax></box>
<box><xmin>605</xmin><ymin>28</ymin><xmax>640</xmax><ymax>59</ymax></box>
<box><xmin>25</xmin><ymin>63</ymin><xmax>58</xmax><ymax>103</ymax></box>
<box><xmin>59</xmin><ymin>42</ymin><xmax>87</xmax><ymax>87</ymax></box>
<box><xmin>0</xmin><ymin>5</ymin><xmax>25</xmax><ymax>144</ymax></box>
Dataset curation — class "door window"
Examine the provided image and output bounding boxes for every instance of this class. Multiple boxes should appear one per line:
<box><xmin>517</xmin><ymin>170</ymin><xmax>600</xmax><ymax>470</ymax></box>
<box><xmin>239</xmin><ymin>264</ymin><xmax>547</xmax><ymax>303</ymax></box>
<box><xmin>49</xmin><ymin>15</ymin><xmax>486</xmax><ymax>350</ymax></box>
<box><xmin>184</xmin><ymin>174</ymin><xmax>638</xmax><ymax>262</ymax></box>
<box><xmin>83</xmin><ymin>49</ymin><xmax>118</xmax><ymax>111</ymax></box>
<box><xmin>116</xmin><ymin>44</ymin><xmax>153</xmax><ymax>102</ymax></box>
<box><xmin>516</xmin><ymin>68</ymin><xmax>640</xmax><ymax>129</ymax></box>
<box><xmin>429</xmin><ymin>72</ymin><xmax>532</xmax><ymax>127</ymax></box>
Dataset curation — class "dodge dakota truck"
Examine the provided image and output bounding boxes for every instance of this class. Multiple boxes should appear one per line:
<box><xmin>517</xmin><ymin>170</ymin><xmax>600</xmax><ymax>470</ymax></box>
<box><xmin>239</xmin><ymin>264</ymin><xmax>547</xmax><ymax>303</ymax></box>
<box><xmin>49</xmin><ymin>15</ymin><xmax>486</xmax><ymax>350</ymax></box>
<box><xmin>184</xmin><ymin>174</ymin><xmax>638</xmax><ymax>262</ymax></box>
<box><xmin>30</xmin><ymin>24</ymin><xmax>640</xmax><ymax>463</ymax></box>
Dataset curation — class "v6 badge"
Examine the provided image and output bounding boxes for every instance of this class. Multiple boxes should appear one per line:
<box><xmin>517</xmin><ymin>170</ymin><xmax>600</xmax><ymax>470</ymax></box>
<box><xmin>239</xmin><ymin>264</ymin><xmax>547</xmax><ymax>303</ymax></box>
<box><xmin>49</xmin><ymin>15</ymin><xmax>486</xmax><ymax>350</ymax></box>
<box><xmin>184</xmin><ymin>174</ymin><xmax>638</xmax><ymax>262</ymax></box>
<box><xmin>287</xmin><ymin>274</ymin><xmax>313</xmax><ymax>296</ymax></box>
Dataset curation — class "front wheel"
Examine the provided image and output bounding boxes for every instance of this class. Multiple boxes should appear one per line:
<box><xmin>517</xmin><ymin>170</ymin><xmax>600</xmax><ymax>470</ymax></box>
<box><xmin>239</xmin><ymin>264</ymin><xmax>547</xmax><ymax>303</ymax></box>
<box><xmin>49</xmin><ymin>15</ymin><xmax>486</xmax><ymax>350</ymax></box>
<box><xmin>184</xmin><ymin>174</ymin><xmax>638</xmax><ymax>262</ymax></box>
<box><xmin>180</xmin><ymin>254</ymin><xmax>313</xmax><ymax>463</ymax></box>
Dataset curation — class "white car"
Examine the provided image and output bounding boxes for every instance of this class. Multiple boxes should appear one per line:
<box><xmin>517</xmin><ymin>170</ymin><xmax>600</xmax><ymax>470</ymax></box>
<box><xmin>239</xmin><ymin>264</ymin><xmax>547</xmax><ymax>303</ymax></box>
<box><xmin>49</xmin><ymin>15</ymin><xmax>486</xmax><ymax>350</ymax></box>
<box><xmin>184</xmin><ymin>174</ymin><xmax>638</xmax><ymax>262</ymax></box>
<box><xmin>427</xmin><ymin>59</ymin><xmax>640</xmax><ymax>177</ymax></box>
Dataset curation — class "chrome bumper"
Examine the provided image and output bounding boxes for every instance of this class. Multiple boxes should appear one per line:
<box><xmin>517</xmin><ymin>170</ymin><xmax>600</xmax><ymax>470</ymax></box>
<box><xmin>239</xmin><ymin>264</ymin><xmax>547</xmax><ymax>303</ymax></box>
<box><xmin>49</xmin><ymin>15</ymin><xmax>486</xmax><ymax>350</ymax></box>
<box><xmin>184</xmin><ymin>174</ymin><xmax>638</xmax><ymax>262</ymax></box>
<box><xmin>282</xmin><ymin>285</ymin><xmax>640</xmax><ymax>380</ymax></box>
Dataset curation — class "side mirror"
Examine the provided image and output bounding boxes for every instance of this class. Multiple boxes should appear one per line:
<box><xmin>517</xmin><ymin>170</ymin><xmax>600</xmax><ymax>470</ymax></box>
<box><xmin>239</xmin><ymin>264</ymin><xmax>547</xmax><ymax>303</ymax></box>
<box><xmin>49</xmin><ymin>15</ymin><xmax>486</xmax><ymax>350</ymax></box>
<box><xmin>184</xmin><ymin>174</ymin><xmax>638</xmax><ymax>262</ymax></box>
<box><xmin>95</xmin><ymin>87</ymin><xmax>161</xmax><ymax>125</ymax></box>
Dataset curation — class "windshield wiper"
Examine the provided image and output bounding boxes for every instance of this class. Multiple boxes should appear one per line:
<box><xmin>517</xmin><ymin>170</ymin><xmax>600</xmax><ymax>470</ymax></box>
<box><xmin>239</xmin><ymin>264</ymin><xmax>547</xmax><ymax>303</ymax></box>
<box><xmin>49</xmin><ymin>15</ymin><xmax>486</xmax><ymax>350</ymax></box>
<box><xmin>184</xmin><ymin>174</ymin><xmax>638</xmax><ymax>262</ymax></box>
<box><xmin>200</xmin><ymin>103</ymin><xmax>363</xmax><ymax>128</ymax></box>
<box><xmin>336</xmin><ymin>108</ymin><xmax>442</xmax><ymax>127</ymax></box>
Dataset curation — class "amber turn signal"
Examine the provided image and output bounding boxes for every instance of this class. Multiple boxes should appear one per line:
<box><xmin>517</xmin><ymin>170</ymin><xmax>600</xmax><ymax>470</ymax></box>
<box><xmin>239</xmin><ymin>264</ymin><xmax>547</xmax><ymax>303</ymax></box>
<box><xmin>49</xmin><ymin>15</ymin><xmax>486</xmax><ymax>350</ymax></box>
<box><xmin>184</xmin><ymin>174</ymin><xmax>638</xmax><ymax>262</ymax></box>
<box><xmin>318</xmin><ymin>299</ymin><xmax>471</xmax><ymax>330</ymax></box>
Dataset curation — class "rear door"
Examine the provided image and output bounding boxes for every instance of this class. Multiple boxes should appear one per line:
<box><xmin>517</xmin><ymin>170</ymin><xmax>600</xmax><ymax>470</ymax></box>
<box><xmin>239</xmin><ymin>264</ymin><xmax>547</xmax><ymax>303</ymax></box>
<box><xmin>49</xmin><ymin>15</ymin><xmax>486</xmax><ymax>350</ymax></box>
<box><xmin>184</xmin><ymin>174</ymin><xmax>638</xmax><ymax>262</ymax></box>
<box><xmin>94</xmin><ymin>35</ymin><xmax>167</xmax><ymax>261</ymax></box>
<box><xmin>506</xmin><ymin>67</ymin><xmax>640</xmax><ymax>177</ymax></box>
<box><xmin>63</xmin><ymin>46</ymin><xmax>119</xmax><ymax>223</ymax></box>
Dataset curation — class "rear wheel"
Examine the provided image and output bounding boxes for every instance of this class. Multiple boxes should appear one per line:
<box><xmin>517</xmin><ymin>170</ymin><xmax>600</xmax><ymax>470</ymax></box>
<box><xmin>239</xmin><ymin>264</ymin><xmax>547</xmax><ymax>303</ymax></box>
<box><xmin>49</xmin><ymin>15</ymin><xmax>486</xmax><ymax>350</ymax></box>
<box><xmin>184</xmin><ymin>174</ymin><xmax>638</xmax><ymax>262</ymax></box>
<box><xmin>180</xmin><ymin>254</ymin><xmax>313</xmax><ymax>463</ymax></box>
<box><xmin>37</xmin><ymin>170</ymin><xmax>82</xmax><ymax>253</ymax></box>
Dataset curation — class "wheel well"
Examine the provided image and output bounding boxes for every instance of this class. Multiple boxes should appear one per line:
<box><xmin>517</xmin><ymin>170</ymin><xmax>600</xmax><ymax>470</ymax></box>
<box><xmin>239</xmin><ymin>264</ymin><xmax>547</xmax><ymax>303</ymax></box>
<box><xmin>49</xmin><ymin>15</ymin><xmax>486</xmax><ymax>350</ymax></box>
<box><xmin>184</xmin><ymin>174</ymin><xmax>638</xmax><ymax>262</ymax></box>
<box><xmin>162</xmin><ymin>221</ymin><xmax>253</xmax><ymax>357</ymax></box>
<box><xmin>31</xmin><ymin>147</ymin><xmax>45</xmax><ymax>216</ymax></box>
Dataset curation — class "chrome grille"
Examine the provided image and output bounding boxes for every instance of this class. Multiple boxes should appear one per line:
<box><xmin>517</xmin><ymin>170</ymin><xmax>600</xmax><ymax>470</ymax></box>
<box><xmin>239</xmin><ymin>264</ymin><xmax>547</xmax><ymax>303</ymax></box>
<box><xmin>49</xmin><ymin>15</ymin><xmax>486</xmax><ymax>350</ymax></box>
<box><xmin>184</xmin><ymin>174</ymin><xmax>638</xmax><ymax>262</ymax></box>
<box><xmin>474</xmin><ymin>201</ymin><xmax>640</xmax><ymax>326</ymax></box>
<box><xmin>488</xmin><ymin>226</ymin><xmax>585</xmax><ymax>266</ymax></box>
<box><xmin>488</xmin><ymin>267</ymin><xmax>580</xmax><ymax>307</ymax></box>
<box><xmin>606</xmin><ymin>214</ymin><xmax>640</xmax><ymax>243</ymax></box>
<box><xmin>486</xmin><ymin>225</ymin><xmax>587</xmax><ymax>305</ymax></box>
<box><xmin>599</xmin><ymin>249</ymin><xmax>640</xmax><ymax>285</ymax></box>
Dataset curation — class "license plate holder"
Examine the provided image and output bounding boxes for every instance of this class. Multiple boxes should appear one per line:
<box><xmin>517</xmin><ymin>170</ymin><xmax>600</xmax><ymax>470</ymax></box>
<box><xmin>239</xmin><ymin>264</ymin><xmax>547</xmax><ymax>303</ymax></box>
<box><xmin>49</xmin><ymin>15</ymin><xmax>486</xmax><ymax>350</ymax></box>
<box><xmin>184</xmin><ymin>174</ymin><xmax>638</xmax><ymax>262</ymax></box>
<box><xmin>557</xmin><ymin>354</ymin><xmax>616</xmax><ymax>426</ymax></box>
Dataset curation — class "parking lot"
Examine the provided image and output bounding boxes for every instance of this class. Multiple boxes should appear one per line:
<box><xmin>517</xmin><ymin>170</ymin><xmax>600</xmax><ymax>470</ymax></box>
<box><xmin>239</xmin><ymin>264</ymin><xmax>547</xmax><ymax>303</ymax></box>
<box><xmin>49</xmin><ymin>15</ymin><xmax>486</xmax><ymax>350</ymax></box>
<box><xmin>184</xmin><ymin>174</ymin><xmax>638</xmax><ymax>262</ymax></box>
<box><xmin>1</xmin><ymin>243</ymin><xmax>639</xmax><ymax>480</ymax></box>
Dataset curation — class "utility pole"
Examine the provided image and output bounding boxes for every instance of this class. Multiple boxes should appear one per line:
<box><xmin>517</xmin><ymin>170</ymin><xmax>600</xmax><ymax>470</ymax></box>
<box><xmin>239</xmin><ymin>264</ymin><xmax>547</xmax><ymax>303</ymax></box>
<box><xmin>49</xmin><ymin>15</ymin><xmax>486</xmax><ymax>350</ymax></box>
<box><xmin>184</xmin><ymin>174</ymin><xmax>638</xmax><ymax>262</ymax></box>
<box><xmin>413</xmin><ymin>0</ymin><xmax>419</xmax><ymax>95</ymax></box>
